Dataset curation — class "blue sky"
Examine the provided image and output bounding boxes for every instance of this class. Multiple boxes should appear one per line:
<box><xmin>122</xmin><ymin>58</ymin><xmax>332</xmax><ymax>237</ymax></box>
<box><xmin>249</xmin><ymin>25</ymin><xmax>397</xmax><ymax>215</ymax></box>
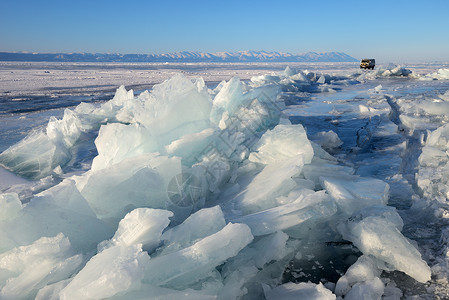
<box><xmin>1</xmin><ymin>0</ymin><xmax>448</xmax><ymax>62</ymax></box>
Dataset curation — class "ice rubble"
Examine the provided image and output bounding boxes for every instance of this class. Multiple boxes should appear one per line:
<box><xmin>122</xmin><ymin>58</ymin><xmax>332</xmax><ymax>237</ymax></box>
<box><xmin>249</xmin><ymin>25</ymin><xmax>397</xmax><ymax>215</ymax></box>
<box><xmin>0</xmin><ymin>68</ymin><xmax>433</xmax><ymax>299</ymax></box>
<box><xmin>0</xmin><ymin>233</ymin><xmax>82</xmax><ymax>300</ymax></box>
<box><xmin>421</xmin><ymin>68</ymin><xmax>449</xmax><ymax>80</ymax></box>
<box><xmin>349</xmin><ymin>65</ymin><xmax>418</xmax><ymax>81</ymax></box>
<box><xmin>377</xmin><ymin>86</ymin><xmax>449</xmax><ymax>295</ymax></box>
<box><xmin>417</xmin><ymin>123</ymin><xmax>449</xmax><ymax>204</ymax></box>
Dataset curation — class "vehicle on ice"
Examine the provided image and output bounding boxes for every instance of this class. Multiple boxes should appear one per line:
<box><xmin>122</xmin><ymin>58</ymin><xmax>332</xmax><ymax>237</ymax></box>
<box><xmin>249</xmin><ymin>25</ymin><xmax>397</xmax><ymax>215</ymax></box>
<box><xmin>360</xmin><ymin>59</ymin><xmax>375</xmax><ymax>70</ymax></box>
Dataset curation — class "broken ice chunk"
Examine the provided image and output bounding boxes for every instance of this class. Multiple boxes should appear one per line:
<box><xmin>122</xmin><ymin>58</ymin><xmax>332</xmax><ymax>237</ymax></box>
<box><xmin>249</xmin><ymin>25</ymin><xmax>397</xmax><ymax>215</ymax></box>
<box><xmin>46</xmin><ymin>109</ymin><xmax>84</xmax><ymax>149</ymax></box>
<box><xmin>338</xmin><ymin>206</ymin><xmax>431</xmax><ymax>283</ymax></box>
<box><xmin>335</xmin><ymin>255</ymin><xmax>382</xmax><ymax>297</ymax></box>
<box><xmin>111</xmin><ymin>85</ymin><xmax>135</xmax><ymax>106</ymax></box>
<box><xmin>302</xmin><ymin>157</ymin><xmax>354</xmax><ymax>187</ymax></box>
<box><xmin>317</xmin><ymin>74</ymin><xmax>331</xmax><ymax>84</ymax></box>
<box><xmin>34</xmin><ymin>178</ymin><xmax>97</xmax><ymax>218</ymax></box>
<box><xmin>91</xmin><ymin>123</ymin><xmax>159</xmax><ymax>171</ymax></box>
<box><xmin>0</xmin><ymin>188</ymin><xmax>113</xmax><ymax>254</ymax></box>
<box><xmin>349</xmin><ymin>205</ymin><xmax>404</xmax><ymax>231</ymax></box>
<box><xmin>263</xmin><ymin>282</ymin><xmax>336</xmax><ymax>300</ymax></box>
<box><xmin>418</xmin><ymin>146</ymin><xmax>447</xmax><ymax>168</ymax></box>
<box><xmin>0</xmin><ymin>193</ymin><xmax>22</xmax><ymax>221</ymax></box>
<box><xmin>159</xmin><ymin>206</ymin><xmax>226</xmax><ymax>255</ymax></box>
<box><xmin>309</xmin><ymin>141</ymin><xmax>337</xmax><ymax>161</ymax></box>
<box><xmin>165</xmin><ymin>128</ymin><xmax>215</xmax><ymax>164</ymax></box>
<box><xmin>283</xmin><ymin>66</ymin><xmax>296</xmax><ymax>77</ymax></box>
<box><xmin>0</xmin><ymin>233</ymin><xmax>82</xmax><ymax>300</ymax></box>
<box><xmin>0</xmin><ymin>106</ymin><xmax>96</xmax><ymax>179</ymax></box>
<box><xmin>100</xmin><ymin>208</ymin><xmax>173</xmax><ymax>253</ymax></box>
<box><xmin>94</xmin><ymin>85</ymin><xmax>135</xmax><ymax>121</ymax></box>
<box><xmin>232</xmin><ymin>156</ymin><xmax>303</xmax><ymax>214</ymax></box>
<box><xmin>219</xmin><ymin>232</ymin><xmax>291</xmax><ymax>299</ymax></box>
<box><xmin>344</xmin><ymin>277</ymin><xmax>384</xmax><ymax>300</ymax></box>
<box><xmin>425</xmin><ymin>123</ymin><xmax>449</xmax><ymax>147</ymax></box>
<box><xmin>59</xmin><ymin>244</ymin><xmax>150</xmax><ymax>300</ymax></box>
<box><xmin>215</xmin><ymin>87</ymin><xmax>282</xmax><ymax>146</ymax></box>
<box><xmin>222</xmin><ymin>231</ymin><xmax>290</xmax><ymax>275</ymax></box>
<box><xmin>210</xmin><ymin>77</ymin><xmax>245</xmax><ymax>125</ymax></box>
<box><xmin>109</xmin><ymin>283</ymin><xmax>218</xmax><ymax>300</ymax></box>
<box><xmin>77</xmin><ymin>153</ymin><xmax>181</xmax><ymax>223</ymax></box>
<box><xmin>0</xmin><ymin>131</ymin><xmax>70</xmax><ymax>180</ymax></box>
<box><xmin>140</xmin><ymin>74</ymin><xmax>212</xmax><ymax>145</ymax></box>
<box><xmin>35</xmin><ymin>279</ymin><xmax>71</xmax><ymax>300</ymax></box>
<box><xmin>423</xmin><ymin>68</ymin><xmax>449</xmax><ymax>80</ymax></box>
<box><xmin>232</xmin><ymin>190</ymin><xmax>337</xmax><ymax>236</ymax></box>
<box><xmin>144</xmin><ymin>223</ymin><xmax>253</xmax><ymax>289</ymax></box>
<box><xmin>320</xmin><ymin>176</ymin><xmax>389</xmax><ymax>215</ymax></box>
<box><xmin>218</xmin><ymin>266</ymin><xmax>259</xmax><ymax>300</ymax></box>
<box><xmin>311</xmin><ymin>130</ymin><xmax>343</xmax><ymax>152</ymax></box>
<box><xmin>249</xmin><ymin>124</ymin><xmax>314</xmax><ymax>165</ymax></box>
<box><xmin>410</xmin><ymin>99</ymin><xmax>449</xmax><ymax>118</ymax></box>
<box><xmin>399</xmin><ymin>115</ymin><xmax>436</xmax><ymax>134</ymax></box>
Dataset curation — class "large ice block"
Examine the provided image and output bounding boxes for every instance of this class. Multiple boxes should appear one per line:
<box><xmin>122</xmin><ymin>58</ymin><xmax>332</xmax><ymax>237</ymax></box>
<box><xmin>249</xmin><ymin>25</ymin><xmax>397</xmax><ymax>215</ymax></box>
<box><xmin>417</xmin><ymin>123</ymin><xmax>449</xmax><ymax>203</ymax></box>
<box><xmin>344</xmin><ymin>277</ymin><xmax>384</xmax><ymax>300</ymax></box>
<box><xmin>210</xmin><ymin>77</ymin><xmax>245</xmax><ymax>125</ymax></box>
<box><xmin>100</xmin><ymin>208</ymin><xmax>173</xmax><ymax>253</ymax></box>
<box><xmin>320</xmin><ymin>176</ymin><xmax>389</xmax><ymax>215</ymax></box>
<box><xmin>335</xmin><ymin>255</ymin><xmax>382</xmax><ymax>297</ymax></box>
<box><xmin>91</xmin><ymin>123</ymin><xmax>159</xmax><ymax>171</ymax></box>
<box><xmin>35</xmin><ymin>280</ymin><xmax>70</xmax><ymax>300</ymax></box>
<box><xmin>214</xmin><ymin>83</ymin><xmax>281</xmax><ymax>134</ymax></box>
<box><xmin>232</xmin><ymin>190</ymin><xmax>337</xmax><ymax>236</ymax></box>
<box><xmin>231</xmin><ymin>156</ymin><xmax>304</xmax><ymax>214</ymax></box>
<box><xmin>46</xmin><ymin>109</ymin><xmax>84</xmax><ymax>148</ymax></box>
<box><xmin>302</xmin><ymin>157</ymin><xmax>355</xmax><ymax>188</ymax></box>
<box><xmin>165</xmin><ymin>128</ymin><xmax>216</xmax><ymax>164</ymax></box>
<box><xmin>144</xmin><ymin>223</ymin><xmax>253</xmax><ymax>289</ymax></box>
<box><xmin>59</xmin><ymin>244</ymin><xmax>150</xmax><ymax>300</ymax></box>
<box><xmin>0</xmin><ymin>106</ymin><xmax>99</xmax><ymax>179</ymax></box>
<box><xmin>249</xmin><ymin>124</ymin><xmax>314</xmax><ymax>165</ymax></box>
<box><xmin>0</xmin><ymin>180</ymin><xmax>113</xmax><ymax>254</ymax></box>
<box><xmin>136</xmin><ymin>74</ymin><xmax>212</xmax><ymax>145</ymax></box>
<box><xmin>159</xmin><ymin>206</ymin><xmax>226</xmax><ymax>255</ymax></box>
<box><xmin>77</xmin><ymin>153</ymin><xmax>181</xmax><ymax>223</ymax></box>
<box><xmin>425</xmin><ymin>123</ymin><xmax>449</xmax><ymax>147</ymax></box>
<box><xmin>0</xmin><ymin>233</ymin><xmax>82</xmax><ymax>300</ymax></box>
<box><xmin>311</xmin><ymin>130</ymin><xmax>343</xmax><ymax>152</ymax></box>
<box><xmin>338</xmin><ymin>206</ymin><xmax>431</xmax><ymax>283</ymax></box>
<box><xmin>35</xmin><ymin>178</ymin><xmax>97</xmax><ymax>218</ymax></box>
<box><xmin>0</xmin><ymin>131</ymin><xmax>70</xmax><ymax>180</ymax></box>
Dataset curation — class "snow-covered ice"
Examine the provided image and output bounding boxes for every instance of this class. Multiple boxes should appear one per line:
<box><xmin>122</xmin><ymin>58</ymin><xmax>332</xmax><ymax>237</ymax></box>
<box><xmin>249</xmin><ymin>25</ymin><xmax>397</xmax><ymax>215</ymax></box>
<box><xmin>1</xmin><ymin>61</ymin><xmax>449</xmax><ymax>299</ymax></box>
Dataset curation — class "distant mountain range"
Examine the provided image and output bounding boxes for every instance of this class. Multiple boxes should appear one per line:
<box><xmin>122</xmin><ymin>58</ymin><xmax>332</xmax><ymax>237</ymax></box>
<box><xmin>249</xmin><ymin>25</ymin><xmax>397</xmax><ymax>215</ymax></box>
<box><xmin>0</xmin><ymin>51</ymin><xmax>358</xmax><ymax>63</ymax></box>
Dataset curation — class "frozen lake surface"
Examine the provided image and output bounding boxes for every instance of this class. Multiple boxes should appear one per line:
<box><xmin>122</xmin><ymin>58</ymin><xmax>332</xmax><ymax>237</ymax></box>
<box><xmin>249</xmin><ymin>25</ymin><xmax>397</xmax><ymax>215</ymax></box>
<box><xmin>1</xmin><ymin>62</ymin><xmax>449</xmax><ymax>299</ymax></box>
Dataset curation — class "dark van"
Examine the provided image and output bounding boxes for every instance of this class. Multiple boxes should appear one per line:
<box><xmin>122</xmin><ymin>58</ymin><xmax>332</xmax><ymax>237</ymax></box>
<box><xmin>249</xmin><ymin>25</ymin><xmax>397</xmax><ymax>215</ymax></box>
<box><xmin>360</xmin><ymin>59</ymin><xmax>375</xmax><ymax>70</ymax></box>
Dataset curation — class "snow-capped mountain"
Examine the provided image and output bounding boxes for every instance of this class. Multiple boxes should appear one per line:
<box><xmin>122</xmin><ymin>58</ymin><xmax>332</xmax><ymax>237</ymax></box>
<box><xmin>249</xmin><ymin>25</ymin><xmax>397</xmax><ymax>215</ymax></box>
<box><xmin>0</xmin><ymin>51</ymin><xmax>358</xmax><ymax>62</ymax></box>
